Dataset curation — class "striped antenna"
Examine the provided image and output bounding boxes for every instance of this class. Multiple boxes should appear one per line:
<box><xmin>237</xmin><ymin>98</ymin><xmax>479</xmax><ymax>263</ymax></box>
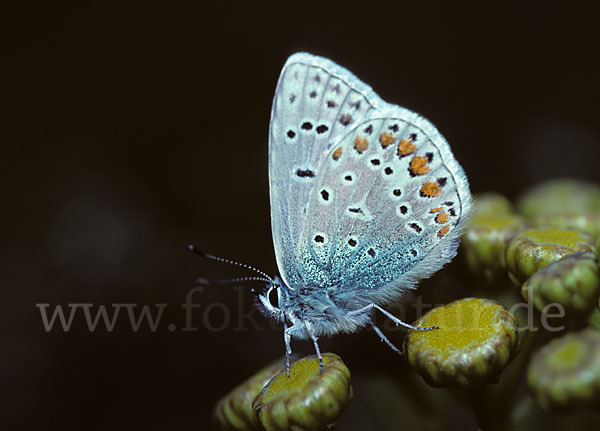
<box><xmin>195</xmin><ymin>275</ymin><xmax>273</xmax><ymax>286</ymax></box>
<box><xmin>188</xmin><ymin>245</ymin><xmax>275</xmax><ymax>285</ymax></box>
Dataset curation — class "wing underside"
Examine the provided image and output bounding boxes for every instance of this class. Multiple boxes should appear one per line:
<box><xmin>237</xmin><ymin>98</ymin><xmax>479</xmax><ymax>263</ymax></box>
<box><xmin>269</xmin><ymin>53</ymin><xmax>471</xmax><ymax>305</ymax></box>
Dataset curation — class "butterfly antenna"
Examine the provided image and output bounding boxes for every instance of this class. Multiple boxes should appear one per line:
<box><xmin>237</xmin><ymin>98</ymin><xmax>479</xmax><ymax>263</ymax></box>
<box><xmin>196</xmin><ymin>275</ymin><xmax>273</xmax><ymax>286</ymax></box>
<box><xmin>188</xmin><ymin>245</ymin><xmax>275</xmax><ymax>284</ymax></box>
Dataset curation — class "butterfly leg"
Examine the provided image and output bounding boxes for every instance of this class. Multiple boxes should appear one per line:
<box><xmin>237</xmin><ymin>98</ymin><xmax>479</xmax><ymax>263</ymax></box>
<box><xmin>373</xmin><ymin>304</ymin><xmax>438</xmax><ymax>331</ymax></box>
<box><xmin>304</xmin><ymin>320</ymin><xmax>324</xmax><ymax>374</ymax></box>
<box><xmin>370</xmin><ymin>320</ymin><xmax>402</xmax><ymax>356</ymax></box>
<box><xmin>283</xmin><ymin>320</ymin><xmax>292</xmax><ymax>377</ymax></box>
<box><xmin>349</xmin><ymin>304</ymin><xmax>438</xmax><ymax>331</ymax></box>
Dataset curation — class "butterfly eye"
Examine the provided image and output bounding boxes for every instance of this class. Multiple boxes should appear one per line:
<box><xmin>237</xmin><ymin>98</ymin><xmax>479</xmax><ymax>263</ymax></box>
<box><xmin>268</xmin><ymin>286</ymin><xmax>279</xmax><ymax>309</ymax></box>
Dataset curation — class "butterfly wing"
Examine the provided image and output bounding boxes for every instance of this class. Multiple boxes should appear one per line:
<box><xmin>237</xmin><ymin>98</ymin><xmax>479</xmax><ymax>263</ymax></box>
<box><xmin>269</xmin><ymin>52</ymin><xmax>471</xmax><ymax>311</ymax></box>
<box><xmin>269</xmin><ymin>53</ymin><xmax>385</xmax><ymax>288</ymax></box>
<box><xmin>300</xmin><ymin>112</ymin><xmax>471</xmax><ymax>308</ymax></box>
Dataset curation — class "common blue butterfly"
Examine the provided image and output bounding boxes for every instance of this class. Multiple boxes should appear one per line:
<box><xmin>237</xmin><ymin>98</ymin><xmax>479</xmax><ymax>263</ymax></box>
<box><xmin>196</xmin><ymin>52</ymin><xmax>471</xmax><ymax>374</ymax></box>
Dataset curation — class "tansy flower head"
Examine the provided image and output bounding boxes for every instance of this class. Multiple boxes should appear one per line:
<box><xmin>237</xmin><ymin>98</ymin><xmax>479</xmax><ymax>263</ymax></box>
<box><xmin>252</xmin><ymin>353</ymin><xmax>352</xmax><ymax>431</ymax></box>
<box><xmin>404</xmin><ymin>298</ymin><xmax>519</xmax><ymax>389</ymax></box>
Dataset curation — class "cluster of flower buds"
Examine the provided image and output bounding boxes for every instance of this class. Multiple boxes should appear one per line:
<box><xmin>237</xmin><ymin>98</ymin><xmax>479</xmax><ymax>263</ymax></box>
<box><xmin>460</xmin><ymin>179</ymin><xmax>600</xmax><ymax>412</ymax></box>
<box><xmin>214</xmin><ymin>178</ymin><xmax>600</xmax><ymax>428</ymax></box>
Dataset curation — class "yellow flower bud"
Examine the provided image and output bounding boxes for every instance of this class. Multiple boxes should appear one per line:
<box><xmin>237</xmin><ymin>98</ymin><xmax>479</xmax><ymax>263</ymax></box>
<box><xmin>404</xmin><ymin>298</ymin><xmax>519</xmax><ymax>389</ymax></box>
<box><xmin>527</xmin><ymin>329</ymin><xmax>600</xmax><ymax>410</ymax></box>
<box><xmin>531</xmin><ymin>213</ymin><xmax>600</xmax><ymax>240</ymax></box>
<box><xmin>253</xmin><ymin>353</ymin><xmax>352</xmax><ymax>431</ymax></box>
<box><xmin>505</xmin><ymin>228</ymin><xmax>595</xmax><ymax>284</ymax></box>
<box><xmin>463</xmin><ymin>212</ymin><xmax>527</xmax><ymax>280</ymax></box>
<box><xmin>522</xmin><ymin>252</ymin><xmax>599</xmax><ymax>317</ymax></box>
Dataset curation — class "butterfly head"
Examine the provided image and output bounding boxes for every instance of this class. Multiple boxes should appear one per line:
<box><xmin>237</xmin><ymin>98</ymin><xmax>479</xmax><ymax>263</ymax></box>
<box><xmin>257</xmin><ymin>275</ymin><xmax>293</xmax><ymax>323</ymax></box>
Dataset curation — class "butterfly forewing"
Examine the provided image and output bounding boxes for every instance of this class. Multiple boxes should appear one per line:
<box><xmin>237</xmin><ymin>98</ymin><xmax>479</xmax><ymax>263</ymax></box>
<box><xmin>269</xmin><ymin>53</ymin><xmax>382</xmax><ymax>288</ymax></box>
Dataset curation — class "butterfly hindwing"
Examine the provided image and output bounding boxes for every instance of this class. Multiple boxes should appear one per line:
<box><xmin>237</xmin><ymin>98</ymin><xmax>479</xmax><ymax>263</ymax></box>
<box><xmin>299</xmin><ymin>112</ymin><xmax>471</xmax><ymax>304</ymax></box>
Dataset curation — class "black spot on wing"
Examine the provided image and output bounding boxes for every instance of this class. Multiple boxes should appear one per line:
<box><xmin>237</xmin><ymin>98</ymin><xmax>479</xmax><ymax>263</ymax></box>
<box><xmin>296</xmin><ymin>169</ymin><xmax>315</xmax><ymax>178</ymax></box>
<box><xmin>409</xmin><ymin>223</ymin><xmax>422</xmax><ymax>233</ymax></box>
<box><xmin>316</xmin><ymin>124</ymin><xmax>329</xmax><ymax>134</ymax></box>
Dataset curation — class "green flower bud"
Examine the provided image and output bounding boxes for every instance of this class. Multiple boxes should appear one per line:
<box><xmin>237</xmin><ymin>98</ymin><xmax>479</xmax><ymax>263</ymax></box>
<box><xmin>517</xmin><ymin>179</ymin><xmax>600</xmax><ymax>219</ymax></box>
<box><xmin>472</xmin><ymin>193</ymin><xmax>514</xmax><ymax>217</ymax></box>
<box><xmin>589</xmin><ymin>307</ymin><xmax>600</xmax><ymax>331</ymax></box>
<box><xmin>527</xmin><ymin>328</ymin><xmax>600</xmax><ymax>410</ymax></box>
<box><xmin>403</xmin><ymin>298</ymin><xmax>520</xmax><ymax>389</ymax></box>
<box><xmin>214</xmin><ymin>358</ymin><xmax>287</xmax><ymax>431</ymax></box>
<box><xmin>521</xmin><ymin>252</ymin><xmax>600</xmax><ymax>316</ymax></box>
<box><xmin>505</xmin><ymin>228</ymin><xmax>596</xmax><ymax>284</ymax></box>
<box><xmin>532</xmin><ymin>212</ymin><xmax>600</xmax><ymax>240</ymax></box>
<box><xmin>462</xmin><ymin>212</ymin><xmax>527</xmax><ymax>280</ymax></box>
<box><xmin>252</xmin><ymin>353</ymin><xmax>352</xmax><ymax>431</ymax></box>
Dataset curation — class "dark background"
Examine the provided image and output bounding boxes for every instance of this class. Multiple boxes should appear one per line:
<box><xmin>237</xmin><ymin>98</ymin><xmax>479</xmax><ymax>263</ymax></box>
<box><xmin>3</xmin><ymin>2</ymin><xmax>600</xmax><ymax>429</ymax></box>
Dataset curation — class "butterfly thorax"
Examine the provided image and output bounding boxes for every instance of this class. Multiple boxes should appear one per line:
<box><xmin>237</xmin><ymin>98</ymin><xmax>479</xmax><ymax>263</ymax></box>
<box><xmin>258</xmin><ymin>276</ymin><xmax>374</xmax><ymax>339</ymax></box>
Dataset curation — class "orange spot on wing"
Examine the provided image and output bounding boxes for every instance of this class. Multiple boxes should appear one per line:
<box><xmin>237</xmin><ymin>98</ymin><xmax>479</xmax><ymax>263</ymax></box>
<box><xmin>435</xmin><ymin>211</ymin><xmax>449</xmax><ymax>224</ymax></box>
<box><xmin>420</xmin><ymin>181</ymin><xmax>442</xmax><ymax>197</ymax></box>
<box><xmin>398</xmin><ymin>139</ymin><xmax>416</xmax><ymax>156</ymax></box>
<box><xmin>410</xmin><ymin>156</ymin><xmax>431</xmax><ymax>176</ymax></box>
<box><xmin>353</xmin><ymin>136</ymin><xmax>369</xmax><ymax>153</ymax></box>
<box><xmin>332</xmin><ymin>146</ymin><xmax>342</xmax><ymax>160</ymax></box>
<box><xmin>438</xmin><ymin>225</ymin><xmax>451</xmax><ymax>237</ymax></box>
<box><xmin>429</xmin><ymin>207</ymin><xmax>443</xmax><ymax>213</ymax></box>
<box><xmin>379</xmin><ymin>132</ymin><xmax>395</xmax><ymax>148</ymax></box>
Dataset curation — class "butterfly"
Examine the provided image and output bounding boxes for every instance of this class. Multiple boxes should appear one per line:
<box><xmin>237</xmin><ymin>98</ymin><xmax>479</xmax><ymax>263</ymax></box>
<box><xmin>194</xmin><ymin>52</ymin><xmax>471</xmax><ymax>375</ymax></box>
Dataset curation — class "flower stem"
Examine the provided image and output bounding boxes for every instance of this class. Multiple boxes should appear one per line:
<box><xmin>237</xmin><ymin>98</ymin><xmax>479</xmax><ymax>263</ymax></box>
<box><xmin>467</xmin><ymin>387</ymin><xmax>492</xmax><ymax>431</ymax></box>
